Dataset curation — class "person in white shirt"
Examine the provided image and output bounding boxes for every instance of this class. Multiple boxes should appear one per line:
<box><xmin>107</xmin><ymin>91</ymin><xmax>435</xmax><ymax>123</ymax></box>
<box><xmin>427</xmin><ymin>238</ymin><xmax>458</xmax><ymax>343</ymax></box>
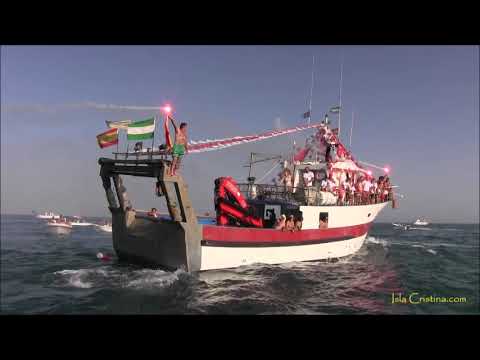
<box><xmin>362</xmin><ymin>178</ymin><xmax>372</xmax><ymax>204</ymax></box>
<box><xmin>320</xmin><ymin>178</ymin><xmax>328</xmax><ymax>192</ymax></box>
<box><xmin>303</xmin><ymin>167</ymin><xmax>314</xmax><ymax>187</ymax></box>
<box><xmin>349</xmin><ymin>179</ymin><xmax>356</xmax><ymax>205</ymax></box>
<box><xmin>327</xmin><ymin>177</ymin><xmax>337</xmax><ymax>193</ymax></box>
<box><xmin>303</xmin><ymin>167</ymin><xmax>315</xmax><ymax>205</ymax></box>
<box><xmin>371</xmin><ymin>178</ymin><xmax>378</xmax><ymax>204</ymax></box>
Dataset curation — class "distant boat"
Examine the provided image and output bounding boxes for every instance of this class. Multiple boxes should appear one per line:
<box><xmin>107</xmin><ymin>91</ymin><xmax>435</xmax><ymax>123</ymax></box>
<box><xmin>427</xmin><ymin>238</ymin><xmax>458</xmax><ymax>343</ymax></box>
<box><xmin>47</xmin><ymin>219</ymin><xmax>72</xmax><ymax>229</ymax></box>
<box><xmin>413</xmin><ymin>218</ymin><xmax>429</xmax><ymax>226</ymax></box>
<box><xmin>392</xmin><ymin>223</ymin><xmax>411</xmax><ymax>230</ymax></box>
<box><xmin>36</xmin><ymin>211</ymin><xmax>60</xmax><ymax>220</ymax></box>
<box><xmin>97</xmin><ymin>223</ymin><xmax>112</xmax><ymax>233</ymax></box>
<box><xmin>70</xmin><ymin>217</ymin><xmax>93</xmax><ymax>226</ymax></box>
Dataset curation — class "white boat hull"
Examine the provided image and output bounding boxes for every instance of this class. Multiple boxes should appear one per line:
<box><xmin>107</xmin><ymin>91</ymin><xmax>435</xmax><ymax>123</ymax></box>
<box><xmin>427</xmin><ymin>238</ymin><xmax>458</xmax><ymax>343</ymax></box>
<box><xmin>71</xmin><ymin>222</ymin><xmax>93</xmax><ymax>226</ymax></box>
<box><xmin>37</xmin><ymin>215</ymin><xmax>60</xmax><ymax>219</ymax></box>
<box><xmin>200</xmin><ymin>202</ymin><xmax>388</xmax><ymax>271</ymax></box>
<box><xmin>47</xmin><ymin>224</ymin><xmax>72</xmax><ymax>234</ymax></box>
<box><xmin>413</xmin><ymin>221</ymin><xmax>429</xmax><ymax>226</ymax></box>
<box><xmin>98</xmin><ymin>225</ymin><xmax>112</xmax><ymax>232</ymax></box>
<box><xmin>200</xmin><ymin>233</ymin><xmax>367</xmax><ymax>271</ymax></box>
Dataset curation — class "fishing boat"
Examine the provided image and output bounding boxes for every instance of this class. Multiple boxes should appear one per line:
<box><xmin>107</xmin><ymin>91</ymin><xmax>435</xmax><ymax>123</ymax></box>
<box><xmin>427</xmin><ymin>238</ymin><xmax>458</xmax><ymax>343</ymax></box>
<box><xmin>413</xmin><ymin>218</ymin><xmax>429</xmax><ymax>226</ymax></box>
<box><xmin>98</xmin><ymin>112</ymin><xmax>397</xmax><ymax>272</ymax></box>
<box><xmin>36</xmin><ymin>211</ymin><xmax>60</xmax><ymax>220</ymax></box>
<box><xmin>70</xmin><ymin>217</ymin><xmax>93</xmax><ymax>226</ymax></box>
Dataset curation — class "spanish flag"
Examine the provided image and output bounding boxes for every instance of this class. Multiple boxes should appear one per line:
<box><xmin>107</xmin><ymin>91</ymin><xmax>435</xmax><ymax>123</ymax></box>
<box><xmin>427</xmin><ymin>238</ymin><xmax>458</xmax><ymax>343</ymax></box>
<box><xmin>96</xmin><ymin>128</ymin><xmax>119</xmax><ymax>149</ymax></box>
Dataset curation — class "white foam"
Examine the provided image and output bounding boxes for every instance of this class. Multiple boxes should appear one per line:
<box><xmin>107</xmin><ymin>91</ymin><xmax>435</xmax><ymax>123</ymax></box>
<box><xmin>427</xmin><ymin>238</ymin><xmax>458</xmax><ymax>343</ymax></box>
<box><xmin>69</xmin><ymin>275</ymin><xmax>93</xmax><ymax>288</ymax></box>
<box><xmin>55</xmin><ymin>269</ymin><xmax>93</xmax><ymax>288</ymax></box>
<box><xmin>365</xmin><ymin>237</ymin><xmax>388</xmax><ymax>246</ymax></box>
<box><xmin>427</xmin><ymin>249</ymin><xmax>437</xmax><ymax>255</ymax></box>
<box><xmin>54</xmin><ymin>268</ymin><xmax>113</xmax><ymax>289</ymax></box>
<box><xmin>125</xmin><ymin>269</ymin><xmax>184</xmax><ymax>289</ymax></box>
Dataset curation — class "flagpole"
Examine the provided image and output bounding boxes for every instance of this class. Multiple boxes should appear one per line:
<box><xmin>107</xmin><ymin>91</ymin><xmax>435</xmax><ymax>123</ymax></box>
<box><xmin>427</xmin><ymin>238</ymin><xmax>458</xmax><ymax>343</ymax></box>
<box><xmin>308</xmin><ymin>55</ymin><xmax>315</xmax><ymax>125</ymax></box>
<box><xmin>151</xmin><ymin>116</ymin><xmax>156</xmax><ymax>156</ymax></box>
<box><xmin>116</xmin><ymin>129</ymin><xmax>119</xmax><ymax>160</ymax></box>
<box><xmin>338</xmin><ymin>56</ymin><xmax>343</xmax><ymax>141</ymax></box>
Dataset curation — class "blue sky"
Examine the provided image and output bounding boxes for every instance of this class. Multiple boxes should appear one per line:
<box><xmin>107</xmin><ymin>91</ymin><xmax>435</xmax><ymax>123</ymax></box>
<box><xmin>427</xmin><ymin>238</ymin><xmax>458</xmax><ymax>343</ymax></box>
<box><xmin>1</xmin><ymin>46</ymin><xmax>478</xmax><ymax>223</ymax></box>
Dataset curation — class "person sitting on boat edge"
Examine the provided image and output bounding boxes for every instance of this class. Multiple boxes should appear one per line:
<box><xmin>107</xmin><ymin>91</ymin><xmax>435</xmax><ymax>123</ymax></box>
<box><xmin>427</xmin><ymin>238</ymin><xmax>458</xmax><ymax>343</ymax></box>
<box><xmin>319</xmin><ymin>213</ymin><xmax>328</xmax><ymax>229</ymax></box>
<box><xmin>169</xmin><ymin>118</ymin><xmax>188</xmax><ymax>176</ymax></box>
<box><xmin>274</xmin><ymin>214</ymin><xmax>286</xmax><ymax>230</ymax></box>
<box><xmin>148</xmin><ymin>208</ymin><xmax>158</xmax><ymax>218</ymax></box>
<box><xmin>294</xmin><ymin>216</ymin><xmax>303</xmax><ymax>231</ymax></box>
<box><xmin>284</xmin><ymin>215</ymin><xmax>296</xmax><ymax>232</ymax></box>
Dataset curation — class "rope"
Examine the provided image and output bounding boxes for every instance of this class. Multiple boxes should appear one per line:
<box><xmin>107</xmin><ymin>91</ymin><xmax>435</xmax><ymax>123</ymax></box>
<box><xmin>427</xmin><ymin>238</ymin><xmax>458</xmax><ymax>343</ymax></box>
<box><xmin>257</xmin><ymin>161</ymin><xmax>281</xmax><ymax>183</ymax></box>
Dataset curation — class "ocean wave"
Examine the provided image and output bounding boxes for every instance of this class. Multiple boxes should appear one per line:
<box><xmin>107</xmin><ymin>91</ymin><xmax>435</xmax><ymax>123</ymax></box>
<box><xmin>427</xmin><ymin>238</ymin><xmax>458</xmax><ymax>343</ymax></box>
<box><xmin>426</xmin><ymin>249</ymin><xmax>437</xmax><ymax>255</ymax></box>
<box><xmin>365</xmin><ymin>237</ymin><xmax>388</xmax><ymax>246</ymax></box>
<box><xmin>54</xmin><ymin>269</ymin><xmax>94</xmax><ymax>288</ymax></box>
<box><xmin>53</xmin><ymin>267</ymin><xmax>186</xmax><ymax>290</ymax></box>
<box><xmin>125</xmin><ymin>269</ymin><xmax>185</xmax><ymax>289</ymax></box>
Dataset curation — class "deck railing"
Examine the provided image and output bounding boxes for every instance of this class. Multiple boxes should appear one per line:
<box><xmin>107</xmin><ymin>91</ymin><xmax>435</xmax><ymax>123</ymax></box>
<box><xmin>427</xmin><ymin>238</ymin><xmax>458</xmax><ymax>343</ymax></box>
<box><xmin>237</xmin><ymin>183</ymin><xmax>390</xmax><ymax>207</ymax></box>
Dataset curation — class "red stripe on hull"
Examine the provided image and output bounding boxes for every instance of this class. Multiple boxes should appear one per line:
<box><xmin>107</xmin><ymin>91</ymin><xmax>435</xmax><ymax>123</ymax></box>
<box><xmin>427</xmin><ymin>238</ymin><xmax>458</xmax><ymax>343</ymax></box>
<box><xmin>202</xmin><ymin>222</ymin><xmax>371</xmax><ymax>245</ymax></box>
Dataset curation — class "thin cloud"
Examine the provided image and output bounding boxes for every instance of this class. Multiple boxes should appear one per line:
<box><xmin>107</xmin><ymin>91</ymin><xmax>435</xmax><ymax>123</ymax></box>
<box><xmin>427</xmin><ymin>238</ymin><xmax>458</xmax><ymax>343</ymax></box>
<box><xmin>3</xmin><ymin>102</ymin><xmax>162</xmax><ymax>113</ymax></box>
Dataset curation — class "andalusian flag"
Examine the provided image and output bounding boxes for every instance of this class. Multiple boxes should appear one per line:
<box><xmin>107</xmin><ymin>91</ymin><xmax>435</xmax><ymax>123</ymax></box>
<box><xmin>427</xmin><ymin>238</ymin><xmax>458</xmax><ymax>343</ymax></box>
<box><xmin>329</xmin><ymin>106</ymin><xmax>341</xmax><ymax>114</ymax></box>
<box><xmin>105</xmin><ymin>119</ymin><xmax>132</xmax><ymax>129</ymax></box>
<box><xmin>127</xmin><ymin>117</ymin><xmax>155</xmax><ymax>141</ymax></box>
<box><xmin>97</xmin><ymin>128</ymin><xmax>119</xmax><ymax>148</ymax></box>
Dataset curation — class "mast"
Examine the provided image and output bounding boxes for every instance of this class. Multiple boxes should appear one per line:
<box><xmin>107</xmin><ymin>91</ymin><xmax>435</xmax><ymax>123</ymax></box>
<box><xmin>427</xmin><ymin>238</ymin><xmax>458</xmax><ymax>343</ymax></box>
<box><xmin>248</xmin><ymin>152</ymin><xmax>254</xmax><ymax>180</ymax></box>
<box><xmin>308</xmin><ymin>55</ymin><xmax>315</xmax><ymax>125</ymax></box>
<box><xmin>338</xmin><ymin>57</ymin><xmax>343</xmax><ymax>140</ymax></box>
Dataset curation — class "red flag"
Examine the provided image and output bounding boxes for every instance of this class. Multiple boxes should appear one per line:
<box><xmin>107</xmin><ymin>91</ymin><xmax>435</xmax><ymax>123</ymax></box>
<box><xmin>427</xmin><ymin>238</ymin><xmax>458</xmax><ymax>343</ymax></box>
<box><xmin>96</xmin><ymin>128</ymin><xmax>118</xmax><ymax>149</ymax></box>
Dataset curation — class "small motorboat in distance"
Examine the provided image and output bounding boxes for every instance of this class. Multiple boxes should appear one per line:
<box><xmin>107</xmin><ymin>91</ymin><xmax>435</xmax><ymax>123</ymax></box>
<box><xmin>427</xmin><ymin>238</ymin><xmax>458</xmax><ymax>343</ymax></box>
<box><xmin>393</xmin><ymin>223</ymin><xmax>411</xmax><ymax>230</ymax></box>
<box><xmin>70</xmin><ymin>216</ymin><xmax>93</xmax><ymax>226</ymax></box>
<box><xmin>47</xmin><ymin>218</ymin><xmax>72</xmax><ymax>229</ymax></box>
<box><xmin>413</xmin><ymin>218</ymin><xmax>429</xmax><ymax>226</ymax></box>
<box><xmin>36</xmin><ymin>211</ymin><xmax>60</xmax><ymax>220</ymax></box>
<box><xmin>96</xmin><ymin>223</ymin><xmax>112</xmax><ymax>233</ymax></box>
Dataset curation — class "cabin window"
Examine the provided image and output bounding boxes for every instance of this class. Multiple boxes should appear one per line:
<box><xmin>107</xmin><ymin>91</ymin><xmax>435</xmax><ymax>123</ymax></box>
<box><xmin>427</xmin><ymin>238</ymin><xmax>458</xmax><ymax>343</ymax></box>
<box><xmin>263</xmin><ymin>205</ymin><xmax>281</xmax><ymax>228</ymax></box>
<box><xmin>319</xmin><ymin>212</ymin><xmax>329</xmax><ymax>229</ymax></box>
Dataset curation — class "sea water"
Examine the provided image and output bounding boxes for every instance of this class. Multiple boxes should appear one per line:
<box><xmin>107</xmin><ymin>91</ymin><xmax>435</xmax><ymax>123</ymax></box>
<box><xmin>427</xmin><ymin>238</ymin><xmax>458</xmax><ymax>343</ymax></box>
<box><xmin>1</xmin><ymin>215</ymin><xmax>478</xmax><ymax>314</ymax></box>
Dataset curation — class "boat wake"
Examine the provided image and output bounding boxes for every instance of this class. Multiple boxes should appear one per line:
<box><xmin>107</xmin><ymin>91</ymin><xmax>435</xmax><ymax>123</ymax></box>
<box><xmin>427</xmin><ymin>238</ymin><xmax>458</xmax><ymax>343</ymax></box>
<box><xmin>54</xmin><ymin>269</ymin><xmax>96</xmax><ymax>288</ymax></box>
<box><xmin>365</xmin><ymin>236</ymin><xmax>388</xmax><ymax>247</ymax></box>
<box><xmin>53</xmin><ymin>267</ymin><xmax>186</xmax><ymax>290</ymax></box>
<box><xmin>125</xmin><ymin>269</ymin><xmax>185</xmax><ymax>289</ymax></box>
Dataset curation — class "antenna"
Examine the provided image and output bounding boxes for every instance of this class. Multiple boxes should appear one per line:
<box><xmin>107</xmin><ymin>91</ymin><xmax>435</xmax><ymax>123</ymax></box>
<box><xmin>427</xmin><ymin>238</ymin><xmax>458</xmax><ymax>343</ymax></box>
<box><xmin>349</xmin><ymin>110</ymin><xmax>354</xmax><ymax>148</ymax></box>
<box><xmin>338</xmin><ymin>56</ymin><xmax>344</xmax><ymax>140</ymax></box>
<box><xmin>308</xmin><ymin>55</ymin><xmax>315</xmax><ymax>125</ymax></box>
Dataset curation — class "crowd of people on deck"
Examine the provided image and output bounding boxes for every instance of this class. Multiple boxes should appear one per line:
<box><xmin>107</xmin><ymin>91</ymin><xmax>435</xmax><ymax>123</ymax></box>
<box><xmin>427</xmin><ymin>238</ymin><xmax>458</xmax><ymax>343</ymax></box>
<box><xmin>272</xmin><ymin>118</ymin><xmax>394</xmax><ymax>206</ymax></box>
<box><xmin>277</xmin><ymin>166</ymin><xmax>393</xmax><ymax>206</ymax></box>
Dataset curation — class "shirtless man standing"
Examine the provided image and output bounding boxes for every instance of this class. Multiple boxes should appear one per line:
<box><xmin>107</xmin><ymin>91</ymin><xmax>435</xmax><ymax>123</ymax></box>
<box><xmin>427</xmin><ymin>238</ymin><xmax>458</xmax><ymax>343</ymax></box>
<box><xmin>169</xmin><ymin>118</ymin><xmax>188</xmax><ymax>176</ymax></box>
